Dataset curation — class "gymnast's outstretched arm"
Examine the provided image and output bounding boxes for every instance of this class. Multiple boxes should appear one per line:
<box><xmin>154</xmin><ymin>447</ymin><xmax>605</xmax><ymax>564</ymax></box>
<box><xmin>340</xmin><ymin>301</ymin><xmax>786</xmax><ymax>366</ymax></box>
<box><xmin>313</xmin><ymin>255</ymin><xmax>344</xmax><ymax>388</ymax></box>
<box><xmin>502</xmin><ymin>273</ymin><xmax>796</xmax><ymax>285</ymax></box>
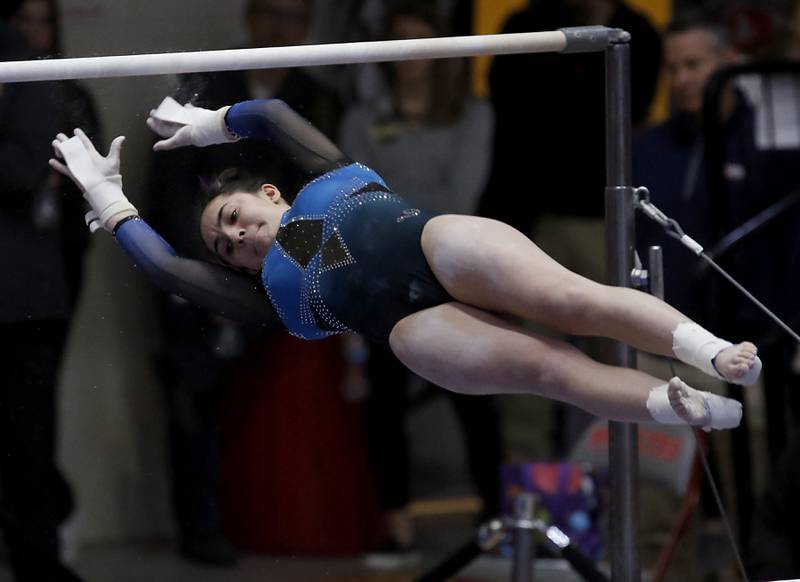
<box><xmin>49</xmin><ymin>129</ymin><xmax>277</xmax><ymax>325</ymax></box>
<box><xmin>113</xmin><ymin>217</ymin><xmax>276</xmax><ymax>323</ymax></box>
<box><xmin>225</xmin><ymin>99</ymin><xmax>350</xmax><ymax>176</ymax></box>
<box><xmin>148</xmin><ymin>97</ymin><xmax>351</xmax><ymax>177</ymax></box>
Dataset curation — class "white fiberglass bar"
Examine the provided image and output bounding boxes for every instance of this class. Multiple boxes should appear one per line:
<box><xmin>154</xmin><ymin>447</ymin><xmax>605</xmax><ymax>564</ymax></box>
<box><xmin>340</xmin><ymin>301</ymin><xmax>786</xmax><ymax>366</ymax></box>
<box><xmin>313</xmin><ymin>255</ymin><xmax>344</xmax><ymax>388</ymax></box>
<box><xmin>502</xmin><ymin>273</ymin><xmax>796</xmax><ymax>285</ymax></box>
<box><xmin>0</xmin><ymin>31</ymin><xmax>567</xmax><ymax>83</ymax></box>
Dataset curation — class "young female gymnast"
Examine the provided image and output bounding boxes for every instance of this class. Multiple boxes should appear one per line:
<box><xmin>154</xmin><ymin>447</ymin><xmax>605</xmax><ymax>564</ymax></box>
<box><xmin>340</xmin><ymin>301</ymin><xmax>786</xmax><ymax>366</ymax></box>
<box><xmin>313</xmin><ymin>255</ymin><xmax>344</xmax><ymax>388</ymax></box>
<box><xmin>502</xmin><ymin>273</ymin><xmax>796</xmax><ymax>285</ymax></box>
<box><xmin>49</xmin><ymin>97</ymin><xmax>760</xmax><ymax>431</ymax></box>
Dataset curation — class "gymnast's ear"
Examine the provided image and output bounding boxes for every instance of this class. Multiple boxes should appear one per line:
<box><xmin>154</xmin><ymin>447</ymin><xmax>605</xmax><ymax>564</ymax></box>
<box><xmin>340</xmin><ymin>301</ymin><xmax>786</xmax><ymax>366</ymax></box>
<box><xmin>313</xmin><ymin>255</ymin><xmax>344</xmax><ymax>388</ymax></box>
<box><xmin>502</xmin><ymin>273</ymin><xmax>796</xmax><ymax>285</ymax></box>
<box><xmin>260</xmin><ymin>183</ymin><xmax>284</xmax><ymax>204</ymax></box>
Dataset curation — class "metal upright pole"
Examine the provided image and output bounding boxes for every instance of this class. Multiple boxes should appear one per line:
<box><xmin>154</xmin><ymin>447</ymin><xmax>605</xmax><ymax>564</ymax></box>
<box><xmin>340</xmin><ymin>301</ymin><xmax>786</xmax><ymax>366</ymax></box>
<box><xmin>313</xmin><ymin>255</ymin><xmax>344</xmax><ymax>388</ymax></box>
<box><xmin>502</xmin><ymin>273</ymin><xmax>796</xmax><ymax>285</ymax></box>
<box><xmin>648</xmin><ymin>246</ymin><xmax>665</xmax><ymax>301</ymax></box>
<box><xmin>510</xmin><ymin>494</ymin><xmax>535</xmax><ymax>582</ymax></box>
<box><xmin>605</xmin><ymin>33</ymin><xmax>640</xmax><ymax>581</ymax></box>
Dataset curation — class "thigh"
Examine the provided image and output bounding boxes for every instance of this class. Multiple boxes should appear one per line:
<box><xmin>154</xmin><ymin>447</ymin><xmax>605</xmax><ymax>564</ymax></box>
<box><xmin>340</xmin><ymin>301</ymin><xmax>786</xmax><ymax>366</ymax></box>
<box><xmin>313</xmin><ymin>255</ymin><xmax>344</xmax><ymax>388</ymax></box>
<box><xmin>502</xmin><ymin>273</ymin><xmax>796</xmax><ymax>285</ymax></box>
<box><xmin>420</xmin><ymin>215</ymin><xmax>604</xmax><ymax>328</ymax></box>
<box><xmin>388</xmin><ymin>301</ymin><xmax>588</xmax><ymax>400</ymax></box>
<box><xmin>390</xmin><ymin>303</ymin><xmax>664</xmax><ymax>424</ymax></box>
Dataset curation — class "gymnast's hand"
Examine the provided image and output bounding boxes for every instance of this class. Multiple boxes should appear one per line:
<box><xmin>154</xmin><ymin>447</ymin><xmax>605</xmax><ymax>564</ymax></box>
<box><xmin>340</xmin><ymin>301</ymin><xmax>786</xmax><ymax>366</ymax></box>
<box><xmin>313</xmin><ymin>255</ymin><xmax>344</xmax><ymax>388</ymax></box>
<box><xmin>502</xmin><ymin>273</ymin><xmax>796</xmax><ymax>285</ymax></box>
<box><xmin>146</xmin><ymin>96</ymin><xmax>238</xmax><ymax>151</ymax></box>
<box><xmin>50</xmin><ymin>129</ymin><xmax>137</xmax><ymax>233</ymax></box>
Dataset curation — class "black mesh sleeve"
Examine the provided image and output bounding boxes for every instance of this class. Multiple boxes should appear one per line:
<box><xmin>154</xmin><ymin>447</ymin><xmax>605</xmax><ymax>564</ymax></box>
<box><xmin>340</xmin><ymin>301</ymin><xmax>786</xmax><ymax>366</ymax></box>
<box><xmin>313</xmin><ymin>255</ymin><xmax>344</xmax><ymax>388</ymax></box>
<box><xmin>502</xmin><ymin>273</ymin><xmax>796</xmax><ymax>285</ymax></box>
<box><xmin>114</xmin><ymin>217</ymin><xmax>277</xmax><ymax>325</ymax></box>
<box><xmin>225</xmin><ymin>99</ymin><xmax>351</xmax><ymax>177</ymax></box>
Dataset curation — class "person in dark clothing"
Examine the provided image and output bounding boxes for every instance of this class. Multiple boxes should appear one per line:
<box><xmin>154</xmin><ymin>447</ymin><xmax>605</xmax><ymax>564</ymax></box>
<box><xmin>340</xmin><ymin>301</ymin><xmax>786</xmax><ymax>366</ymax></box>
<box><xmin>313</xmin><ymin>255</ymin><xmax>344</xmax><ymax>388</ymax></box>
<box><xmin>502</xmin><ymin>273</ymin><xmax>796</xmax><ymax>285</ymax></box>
<box><xmin>635</xmin><ymin>7</ymin><xmax>800</xmax><ymax>451</ymax></box>
<box><xmin>0</xmin><ymin>0</ymin><xmax>96</xmax><ymax>580</ymax></box>
<box><xmin>146</xmin><ymin>0</ymin><xmax>342</xmax><ymax>566</ymax></box>
<box><xmin>9</xmin><ymin>0</ymin><xmax>98</xmax><ymax>309</ymax></box>
<box><xmin>477</xmin><ymin>0</ymin><xmax>662</xmax><ymax>452</ymax></box>
<box><xmin>479</xmin><ymin>0</ymin><xmax>662</xmax><ymax>234</ymax></box>
<box><xmin>634</xmin><ymin>8</ymin><xmax>800</xmax><ymax>546</ymax></box>
<box><xmin>633</xmin><ymin>12</ymin><xmax>741</xmax><ymax>321</ymax></box>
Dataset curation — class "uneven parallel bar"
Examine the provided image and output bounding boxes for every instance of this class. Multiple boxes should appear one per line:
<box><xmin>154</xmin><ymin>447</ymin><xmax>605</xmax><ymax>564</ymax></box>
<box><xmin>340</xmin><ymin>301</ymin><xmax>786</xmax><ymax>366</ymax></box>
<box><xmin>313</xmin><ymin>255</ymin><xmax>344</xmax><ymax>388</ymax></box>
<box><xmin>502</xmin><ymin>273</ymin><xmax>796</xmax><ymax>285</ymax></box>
<box><xmin>0</xmin><ymin>31</ymin><xmax>567</xmax><ymax>83</ymax></box>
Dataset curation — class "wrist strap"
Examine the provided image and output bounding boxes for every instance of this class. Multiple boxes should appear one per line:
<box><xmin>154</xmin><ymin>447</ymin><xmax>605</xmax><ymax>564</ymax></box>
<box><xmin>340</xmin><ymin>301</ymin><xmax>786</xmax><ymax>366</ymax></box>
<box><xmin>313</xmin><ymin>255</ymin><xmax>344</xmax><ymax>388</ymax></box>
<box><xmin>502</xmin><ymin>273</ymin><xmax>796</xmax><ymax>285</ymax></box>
<box><xmin>223</xmin><ymin>106</ymin><xmax>240</xmax><ymax>141</ymax></box>
<box><xmin>112</xmin><ymin>214</ymin><xmax>142</xmax><ymax>236</ymax></box>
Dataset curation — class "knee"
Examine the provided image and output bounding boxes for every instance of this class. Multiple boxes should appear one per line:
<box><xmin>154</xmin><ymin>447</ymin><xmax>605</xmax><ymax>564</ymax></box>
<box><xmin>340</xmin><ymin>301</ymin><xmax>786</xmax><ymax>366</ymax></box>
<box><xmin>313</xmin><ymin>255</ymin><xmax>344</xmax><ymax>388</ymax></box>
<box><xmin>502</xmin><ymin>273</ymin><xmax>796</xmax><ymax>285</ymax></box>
<box><xmin>541</xmin><ymin>280</ymin><xmax>602</xmax><ymax>334</ymax></box>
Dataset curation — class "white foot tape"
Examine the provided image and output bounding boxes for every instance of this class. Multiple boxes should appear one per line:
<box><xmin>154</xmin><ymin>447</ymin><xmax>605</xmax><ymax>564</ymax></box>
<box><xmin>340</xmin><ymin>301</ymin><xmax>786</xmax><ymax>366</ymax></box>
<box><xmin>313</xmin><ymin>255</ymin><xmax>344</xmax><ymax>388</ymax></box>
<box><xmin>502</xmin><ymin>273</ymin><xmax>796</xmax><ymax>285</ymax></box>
<box><xmin>737</xmin><ymin>356</ymin><xmax>762</xmax><ymax>387</ymax></box>
<box><xmin>647</xmin><ymin>378</ymin><xmax>742</xmax><ymax>431</ymax></box>
<box><xmin>672</xmin><ymin>322</ymin><xmax>761</xmax><ymax>386</ymax></box>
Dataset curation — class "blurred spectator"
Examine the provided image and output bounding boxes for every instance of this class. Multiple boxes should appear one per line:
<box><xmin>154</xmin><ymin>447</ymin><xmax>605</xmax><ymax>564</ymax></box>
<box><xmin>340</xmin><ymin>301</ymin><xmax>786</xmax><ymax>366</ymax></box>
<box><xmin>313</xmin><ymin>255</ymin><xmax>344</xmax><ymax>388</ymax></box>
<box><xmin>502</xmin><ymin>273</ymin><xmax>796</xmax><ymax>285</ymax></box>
<box><xmin>309</xmin><ymin>0</ymin><xmax>473</xmax><ymax>106</ymax></box>
<box><xmin>478</xmin><ymin>0</ymin><xmax>661</xmax><ymax>452</ymax></box>
<box><xmin>633</xmin><ymin>11</ymin><xmax>748</xmax><ymax>543</ymax></box>
<box><xmin>147</xmin><ymin>0</ymin><xmax>342</xmax><ymax>566</ymax></box>
<box><xmin>636</xmin><ymin>6</ymin><xmax>800</xmax><ymax>456</ymax></box>
<box><xmin>635</xmin><ymin>6</ymin><xmax>800</xmax><ymax>547</ymax></box>
<box><xmin>339</xmin><ymin>1</ymin><xmax>504</xmax><ymax>566</ymax></box>
<box><xmin>1</xmin><ymin>0</ymin><xmax>99</xmax><ymax>580</ymax></box>
<box><xmin>633</xmin><ymin>8</ymin><xmax>740</xmax><ymax>322</ymax></box>
<box><xmin>744</xmin><ymin>0</ymin><xmax>800</xmax><ymax>464</ymax></box>
<box><xmin>479</xmin><ymin>0</ymin><xmax>661</xmax><ymax>280</ymax></box>
<box><xmin>9</xmin><ymin>0</ymin><xmax>98</xmax><ymax>310</ymax></box>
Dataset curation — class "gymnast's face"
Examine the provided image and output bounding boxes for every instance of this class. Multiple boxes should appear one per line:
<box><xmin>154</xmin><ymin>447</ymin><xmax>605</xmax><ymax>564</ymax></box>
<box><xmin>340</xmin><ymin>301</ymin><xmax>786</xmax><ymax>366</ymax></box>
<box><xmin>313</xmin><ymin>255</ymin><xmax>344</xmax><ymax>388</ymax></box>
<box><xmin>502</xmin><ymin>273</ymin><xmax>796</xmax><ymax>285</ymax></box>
<box><xmin>200</xmin><ymin>185</ymin><xmax>290</xmax><ymax>274</ymax></box>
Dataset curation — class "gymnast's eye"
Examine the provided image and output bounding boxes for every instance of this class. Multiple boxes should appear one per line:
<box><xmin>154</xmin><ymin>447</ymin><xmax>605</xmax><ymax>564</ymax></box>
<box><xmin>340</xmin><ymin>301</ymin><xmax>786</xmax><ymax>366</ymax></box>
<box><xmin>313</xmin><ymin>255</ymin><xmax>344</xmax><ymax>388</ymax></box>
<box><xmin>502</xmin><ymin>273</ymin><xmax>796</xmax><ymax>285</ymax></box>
<box><xmin>230</xmin><ymin>208</ymin><xmax>239</xmax><ymax>223</ymax></box>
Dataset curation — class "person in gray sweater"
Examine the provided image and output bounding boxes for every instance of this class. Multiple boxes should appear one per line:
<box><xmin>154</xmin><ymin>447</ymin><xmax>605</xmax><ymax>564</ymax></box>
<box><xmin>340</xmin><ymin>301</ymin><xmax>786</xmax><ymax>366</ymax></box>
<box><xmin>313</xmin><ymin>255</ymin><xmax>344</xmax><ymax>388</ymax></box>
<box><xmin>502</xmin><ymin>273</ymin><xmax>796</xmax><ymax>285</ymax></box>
<box><xmin>338</xmin><ymin>1</ymin><xmax>501</xmax><ymax>563</ymax></box>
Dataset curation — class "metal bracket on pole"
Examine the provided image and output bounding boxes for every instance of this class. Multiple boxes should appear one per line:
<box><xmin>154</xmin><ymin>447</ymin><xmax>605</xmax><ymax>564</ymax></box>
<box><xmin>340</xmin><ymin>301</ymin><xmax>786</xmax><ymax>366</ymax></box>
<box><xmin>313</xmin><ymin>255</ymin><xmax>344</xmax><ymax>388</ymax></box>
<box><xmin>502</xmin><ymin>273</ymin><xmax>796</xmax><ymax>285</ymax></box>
<box><xmin>631</xmin><ymin>251</ymin><xmax>648</xmax><ymax>290</ymax></box>
<box><xmin>559</xmin><ymin>26</ymin><xmax>630</xmax><ymax>53</ymax></box>
<box><xmin>630</xmin><ymin>247</ymin><xmax>664</xmax><ymax>295</ymax></box>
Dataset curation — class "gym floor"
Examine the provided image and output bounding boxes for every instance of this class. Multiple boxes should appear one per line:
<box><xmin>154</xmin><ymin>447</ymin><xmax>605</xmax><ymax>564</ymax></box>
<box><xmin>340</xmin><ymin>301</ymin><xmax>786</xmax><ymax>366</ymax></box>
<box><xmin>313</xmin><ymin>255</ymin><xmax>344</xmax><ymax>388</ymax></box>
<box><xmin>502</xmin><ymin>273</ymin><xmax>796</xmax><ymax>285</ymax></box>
<box><xmin>0</xmin><ymin>510</ymin><xmax>588</xmax><ymax>582</ymax></box>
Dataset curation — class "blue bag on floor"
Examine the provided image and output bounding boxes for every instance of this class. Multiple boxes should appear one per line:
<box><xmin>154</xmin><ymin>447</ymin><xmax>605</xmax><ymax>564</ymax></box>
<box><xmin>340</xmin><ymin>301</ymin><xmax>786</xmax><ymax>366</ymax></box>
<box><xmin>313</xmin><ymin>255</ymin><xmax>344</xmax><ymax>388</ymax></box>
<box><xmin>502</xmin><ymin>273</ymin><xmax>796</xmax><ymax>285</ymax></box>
<box><xmin>500</xmin><ymin>461</ymin><xmax>604</xmax><ymax>561</ymax></box>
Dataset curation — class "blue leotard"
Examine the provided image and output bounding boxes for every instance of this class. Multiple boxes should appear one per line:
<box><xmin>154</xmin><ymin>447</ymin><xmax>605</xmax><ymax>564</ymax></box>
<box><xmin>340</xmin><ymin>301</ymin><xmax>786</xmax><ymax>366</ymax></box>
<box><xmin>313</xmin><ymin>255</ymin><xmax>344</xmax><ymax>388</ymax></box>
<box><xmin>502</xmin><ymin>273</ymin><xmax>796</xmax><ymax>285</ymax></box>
<box><xmin>114</xmin><ymin>99</ymin><xmax>451</xmax><ymax>345</ymax></box>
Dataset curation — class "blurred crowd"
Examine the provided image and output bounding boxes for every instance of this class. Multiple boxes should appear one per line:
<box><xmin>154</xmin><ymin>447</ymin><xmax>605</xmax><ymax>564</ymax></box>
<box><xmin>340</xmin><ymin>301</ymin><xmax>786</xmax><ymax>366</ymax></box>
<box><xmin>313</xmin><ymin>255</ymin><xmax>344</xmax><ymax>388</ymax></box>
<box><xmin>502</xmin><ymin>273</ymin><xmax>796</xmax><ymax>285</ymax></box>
<box><xmin>1</xmin><ymin>0</ymin><xmax>799</xmax><ymax>581</ymax></box>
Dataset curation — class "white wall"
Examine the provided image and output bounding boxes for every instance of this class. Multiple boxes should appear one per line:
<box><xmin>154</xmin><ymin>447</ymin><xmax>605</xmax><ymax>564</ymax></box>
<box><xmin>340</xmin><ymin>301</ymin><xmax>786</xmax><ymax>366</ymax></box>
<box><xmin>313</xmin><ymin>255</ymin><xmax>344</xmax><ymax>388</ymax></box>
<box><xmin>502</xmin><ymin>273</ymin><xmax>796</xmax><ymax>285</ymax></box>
<box><xmin>57</xmin><ymin>0</ymin><xmax>247</xmax><ymax>545</ymax></box>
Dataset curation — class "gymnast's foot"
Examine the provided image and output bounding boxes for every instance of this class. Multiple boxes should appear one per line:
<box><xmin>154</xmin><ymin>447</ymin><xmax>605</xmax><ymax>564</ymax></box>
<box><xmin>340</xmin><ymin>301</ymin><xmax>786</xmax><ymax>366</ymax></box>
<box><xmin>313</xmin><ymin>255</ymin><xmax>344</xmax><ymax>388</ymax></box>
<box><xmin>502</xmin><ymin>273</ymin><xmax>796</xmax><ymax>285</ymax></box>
<box><xmin>667</xmin><ymin>377</ymin><xmax>742</xmax><ymax>431</ymax></box>
<box><xmin>713</xmin><ymin>342</ymin><xmax>761</xmax><ymax>386</ymax></box>
<box><xmin>672</xmin><ymin>323</ymin><xmax>762</xmax><ymax>387</ymax></box>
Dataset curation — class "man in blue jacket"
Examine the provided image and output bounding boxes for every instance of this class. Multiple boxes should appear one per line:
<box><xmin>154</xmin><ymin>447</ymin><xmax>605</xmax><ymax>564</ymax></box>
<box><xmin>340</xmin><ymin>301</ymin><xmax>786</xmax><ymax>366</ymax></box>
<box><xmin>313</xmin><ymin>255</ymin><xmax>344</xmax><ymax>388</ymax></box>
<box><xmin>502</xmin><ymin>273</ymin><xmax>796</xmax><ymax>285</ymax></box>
<box><xmin>634</xmin><ymin>7</ymin><xmax>800</xmax><ymax>547</ymax></box>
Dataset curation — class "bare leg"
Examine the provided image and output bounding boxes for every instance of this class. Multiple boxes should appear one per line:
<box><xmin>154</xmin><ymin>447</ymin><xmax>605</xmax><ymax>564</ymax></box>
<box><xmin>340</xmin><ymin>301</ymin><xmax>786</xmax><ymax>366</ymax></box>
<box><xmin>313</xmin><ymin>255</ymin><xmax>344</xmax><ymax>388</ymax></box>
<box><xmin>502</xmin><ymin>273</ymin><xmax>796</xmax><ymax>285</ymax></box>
<box><xmin>421</xmin><ymin>215</ymin><xmax>759</xmax><ymax>383</ymax></box>
<box><xmin>388</xmin><ymin>302</ymin><xmax>741</xmax><ymax>428</ymax></box>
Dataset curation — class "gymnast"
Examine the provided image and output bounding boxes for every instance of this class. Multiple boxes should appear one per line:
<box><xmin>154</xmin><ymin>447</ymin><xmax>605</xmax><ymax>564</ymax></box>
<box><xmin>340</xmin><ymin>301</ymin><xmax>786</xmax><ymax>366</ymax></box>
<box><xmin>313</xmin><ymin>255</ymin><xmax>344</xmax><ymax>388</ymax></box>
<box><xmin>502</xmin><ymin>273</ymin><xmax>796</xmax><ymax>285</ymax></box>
<box><xmin>49</xmin><ymin>96</ymin><xmax>761</xmax><ymax>431</ymax></box>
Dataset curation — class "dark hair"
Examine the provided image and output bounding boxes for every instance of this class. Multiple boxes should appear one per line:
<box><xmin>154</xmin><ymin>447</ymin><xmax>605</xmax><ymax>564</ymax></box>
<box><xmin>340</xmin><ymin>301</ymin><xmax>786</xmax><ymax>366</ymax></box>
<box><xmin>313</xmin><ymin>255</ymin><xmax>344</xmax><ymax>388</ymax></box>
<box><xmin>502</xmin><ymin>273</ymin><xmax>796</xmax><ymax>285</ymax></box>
<box><xmin>381</xmin><ymin>1</ymin><xmax>470</xmax><ymax>125</ymax></box>
<box><xmin>203</xmin><ymin>167</ymin><xmax>266</xmax><ymax>201</ymax></box>
<box><xmin>665</xmin><ymin>6</ymin><xmax>731</xmax><ymax>49</ymax></box>
<box><xmin>189</xmin><ymin>168</ymin><xmax>269</xmax><ymax>264</ymax></box>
